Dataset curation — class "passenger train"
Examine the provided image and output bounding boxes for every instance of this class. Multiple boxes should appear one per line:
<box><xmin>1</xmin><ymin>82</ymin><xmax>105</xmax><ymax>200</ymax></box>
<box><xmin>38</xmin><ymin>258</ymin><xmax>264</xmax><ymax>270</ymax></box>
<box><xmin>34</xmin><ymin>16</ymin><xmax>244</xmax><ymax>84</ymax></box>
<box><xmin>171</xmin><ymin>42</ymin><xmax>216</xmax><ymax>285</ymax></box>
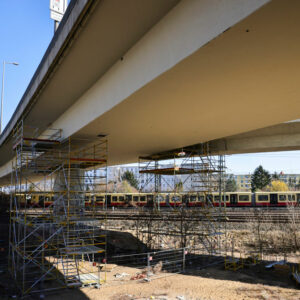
<box><xmin>13</xmin><ymin>191</ymin><xmax>300</xmax><ymax>208</ymax></box>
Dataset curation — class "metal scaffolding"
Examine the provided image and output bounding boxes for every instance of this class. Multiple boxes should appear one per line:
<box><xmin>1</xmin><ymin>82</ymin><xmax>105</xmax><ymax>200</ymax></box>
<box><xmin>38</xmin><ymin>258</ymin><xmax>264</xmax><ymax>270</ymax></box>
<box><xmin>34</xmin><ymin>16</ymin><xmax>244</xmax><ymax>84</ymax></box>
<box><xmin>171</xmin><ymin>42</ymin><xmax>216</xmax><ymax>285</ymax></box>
<box><xmin>9</xmin><ymin>121</ymin><xmax>107</xmax><ymax>296</ymax></box>
<box><xmin>138</xmin><ymin>143</ymin><xmax>227</xmax><ymax>258</ymax></box>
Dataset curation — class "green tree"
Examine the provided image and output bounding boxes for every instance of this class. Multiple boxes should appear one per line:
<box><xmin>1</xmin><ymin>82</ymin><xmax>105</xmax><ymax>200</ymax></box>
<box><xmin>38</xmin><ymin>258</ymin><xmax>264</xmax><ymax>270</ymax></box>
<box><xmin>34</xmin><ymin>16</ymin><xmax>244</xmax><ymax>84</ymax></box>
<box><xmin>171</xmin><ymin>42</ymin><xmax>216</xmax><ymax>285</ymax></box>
<box><xmin>225</xmin><ymin>175</ymin><xmax>237</xmax><ymax>192</ymax></box>
<box><xmin>251</xmin><ymin>165</ymin><xmax>271</xmax><ymax>192</ymax></box>
<box><xmin>121</xmin><ymin>171</ymin><xmax>139</xmax><ymax>190</ymax></box>
<box><xmin>174</xmin><ymin>181</ymin><xmax>183</xmax><ymax>193</ymax></box>
<box><xmin>29</xmin><ymin>183</ymin><xmax>35</xmax><ymax>192</ymax></box>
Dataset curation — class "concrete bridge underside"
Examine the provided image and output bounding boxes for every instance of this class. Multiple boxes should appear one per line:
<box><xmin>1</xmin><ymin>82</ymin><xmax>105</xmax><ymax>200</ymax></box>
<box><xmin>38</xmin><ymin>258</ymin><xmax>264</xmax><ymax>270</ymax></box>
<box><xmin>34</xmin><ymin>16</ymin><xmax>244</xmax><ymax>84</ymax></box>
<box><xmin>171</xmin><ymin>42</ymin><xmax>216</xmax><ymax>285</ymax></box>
<box><xmin>1</xmin><ymin>0</ymin><xmax>300</xmax><ymax>184</ymax></box>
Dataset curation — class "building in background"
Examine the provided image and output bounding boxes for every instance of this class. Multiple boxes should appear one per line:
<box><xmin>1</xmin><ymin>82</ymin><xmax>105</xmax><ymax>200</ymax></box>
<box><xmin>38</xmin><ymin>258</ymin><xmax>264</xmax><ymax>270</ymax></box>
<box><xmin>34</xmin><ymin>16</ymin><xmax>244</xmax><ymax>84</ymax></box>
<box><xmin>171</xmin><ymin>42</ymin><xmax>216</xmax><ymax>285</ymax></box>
<box><xmin>232</xmin><ymin>174</ymin><xmax>252</xmax><ymax>191</ymax></box>
<box><xmin>230</xmin><ymin>173</ymin><xmax>300</xmax><ymax>191</ymax></box>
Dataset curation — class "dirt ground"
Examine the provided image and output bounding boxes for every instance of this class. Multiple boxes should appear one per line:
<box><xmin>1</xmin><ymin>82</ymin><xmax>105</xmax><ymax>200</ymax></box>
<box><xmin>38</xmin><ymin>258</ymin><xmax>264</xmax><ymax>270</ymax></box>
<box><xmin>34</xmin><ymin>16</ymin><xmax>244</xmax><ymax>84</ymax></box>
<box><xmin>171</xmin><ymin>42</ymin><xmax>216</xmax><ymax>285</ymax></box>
<box><xmin>45</xmin><ymin>264</ymin><xmax>300</xmax><ymax>300</ymax></box>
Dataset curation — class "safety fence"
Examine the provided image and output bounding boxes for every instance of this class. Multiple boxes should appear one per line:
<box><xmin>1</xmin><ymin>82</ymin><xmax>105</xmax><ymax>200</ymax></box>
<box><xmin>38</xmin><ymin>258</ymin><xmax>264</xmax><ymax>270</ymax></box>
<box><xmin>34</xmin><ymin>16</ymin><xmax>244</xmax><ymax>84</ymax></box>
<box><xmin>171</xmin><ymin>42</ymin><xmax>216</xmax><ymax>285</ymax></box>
<box><xmin>104</xmin><ymin>248</ymin><xmax>188</xmax><ymax>284</ymax></box>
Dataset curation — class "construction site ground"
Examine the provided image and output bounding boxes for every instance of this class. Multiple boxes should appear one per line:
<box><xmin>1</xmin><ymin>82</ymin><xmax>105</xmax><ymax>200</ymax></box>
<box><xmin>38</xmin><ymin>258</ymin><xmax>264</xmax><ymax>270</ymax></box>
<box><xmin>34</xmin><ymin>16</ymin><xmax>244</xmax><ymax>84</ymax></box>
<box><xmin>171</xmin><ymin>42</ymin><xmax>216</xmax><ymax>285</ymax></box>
<box><xmin>43</xmin><ymin>262</ymin><xmax>300</xmax><ymax>300</ymax></box>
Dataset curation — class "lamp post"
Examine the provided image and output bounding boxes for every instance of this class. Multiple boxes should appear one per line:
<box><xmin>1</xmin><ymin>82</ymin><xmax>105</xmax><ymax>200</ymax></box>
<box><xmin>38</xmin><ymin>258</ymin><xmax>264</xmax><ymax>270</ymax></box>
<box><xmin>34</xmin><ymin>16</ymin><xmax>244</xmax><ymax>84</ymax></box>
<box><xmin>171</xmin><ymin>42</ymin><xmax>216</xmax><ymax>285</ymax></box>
<box><xmin>1</xmin><ymin>61</ymin><xmax>19</xmax><ymax>134</ymax></box>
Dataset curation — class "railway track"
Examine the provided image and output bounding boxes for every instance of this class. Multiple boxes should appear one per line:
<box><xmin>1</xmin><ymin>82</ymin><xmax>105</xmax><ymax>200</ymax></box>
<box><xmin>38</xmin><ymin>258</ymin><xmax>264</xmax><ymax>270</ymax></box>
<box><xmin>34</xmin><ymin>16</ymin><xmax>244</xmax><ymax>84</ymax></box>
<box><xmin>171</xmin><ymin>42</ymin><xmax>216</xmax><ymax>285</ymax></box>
<box><xmin>22</xmin><ymin>208</ymin><xmax>300</xmax><ymax>223</ymax></box>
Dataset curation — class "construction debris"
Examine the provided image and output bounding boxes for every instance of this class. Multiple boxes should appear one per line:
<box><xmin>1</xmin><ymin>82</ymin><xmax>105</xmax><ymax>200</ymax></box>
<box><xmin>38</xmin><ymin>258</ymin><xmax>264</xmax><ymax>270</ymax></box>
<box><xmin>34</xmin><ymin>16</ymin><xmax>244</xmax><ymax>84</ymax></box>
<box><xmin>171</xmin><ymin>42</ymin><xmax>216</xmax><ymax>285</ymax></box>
<box><xmin>130</xmin><ymin>273</ymin><xmax>146</xmax><ymax>280</ymax></box>
<box><xmin>114</xmin><ymin>272</ymin><xmax>130</xmax><ymax>279</ymax></box>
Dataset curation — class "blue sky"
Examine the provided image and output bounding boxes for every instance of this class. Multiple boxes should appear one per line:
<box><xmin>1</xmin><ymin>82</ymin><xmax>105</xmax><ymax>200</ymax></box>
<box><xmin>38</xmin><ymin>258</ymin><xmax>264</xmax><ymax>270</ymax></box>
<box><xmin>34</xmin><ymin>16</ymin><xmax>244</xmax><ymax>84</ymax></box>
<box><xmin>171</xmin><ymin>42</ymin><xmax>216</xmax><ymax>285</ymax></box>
<box><xmin>1</xmin><ymin>1</ymin><xmax>300</xmax><ymax>175</ymax></box>
<box><xmin>226</xmin><ymin>151</ymin><xmax>300</xmax><ymax>175</ymax></box>
<box><xmin>0</xmin><ymin>1</ymin><xmax>56</xmax><ymax>128</ymax></box>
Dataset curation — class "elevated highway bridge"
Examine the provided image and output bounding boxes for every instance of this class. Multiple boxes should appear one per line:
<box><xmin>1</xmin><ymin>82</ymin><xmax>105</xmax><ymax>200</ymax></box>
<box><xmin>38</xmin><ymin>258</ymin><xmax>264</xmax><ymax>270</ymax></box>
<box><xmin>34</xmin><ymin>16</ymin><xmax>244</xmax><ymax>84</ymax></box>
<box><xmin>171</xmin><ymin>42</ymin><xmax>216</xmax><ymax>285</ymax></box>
<box><xmin>1</xmin><ymin>0</ymin><xmax>300</xmax><ymax>184</ymax></box>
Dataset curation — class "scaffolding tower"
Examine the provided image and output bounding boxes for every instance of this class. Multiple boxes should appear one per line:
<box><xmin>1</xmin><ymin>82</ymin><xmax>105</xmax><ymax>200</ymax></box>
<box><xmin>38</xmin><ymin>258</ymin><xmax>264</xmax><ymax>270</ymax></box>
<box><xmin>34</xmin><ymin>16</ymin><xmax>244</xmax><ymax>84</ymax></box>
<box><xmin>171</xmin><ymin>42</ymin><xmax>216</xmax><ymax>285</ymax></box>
<box><xmin>9</xmin><ymin>122</ymin><xmax>107</xmax><ymax>296</ymax></box>
<box><xmin>138</xmin><ymin>143</ymin><xmax>226</xmax><ymax>257</ymax></box>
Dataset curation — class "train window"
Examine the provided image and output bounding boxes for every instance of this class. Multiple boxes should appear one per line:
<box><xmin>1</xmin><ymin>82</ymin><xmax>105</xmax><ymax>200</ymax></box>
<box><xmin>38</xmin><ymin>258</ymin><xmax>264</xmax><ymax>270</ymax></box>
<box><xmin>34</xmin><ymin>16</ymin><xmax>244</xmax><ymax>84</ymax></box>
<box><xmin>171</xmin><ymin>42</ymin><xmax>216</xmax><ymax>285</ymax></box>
<box><xmin>214</xmin><ymin>196</ymin><xmax>220</xmax><ymax>202</ymax></box>
<box><xmin>190</xmin><ymin>196</ymin><xmax>196</xmax><ymax>202</ymax></box>
<box><xmin>182</xmin><ymin>195</ymin><xmax>189</xmax><ymax>202</ymax></box>
<box><xmin>279</xmin><ymin>195</ymin><xmax>286</xmax><ymax>201</ymax></box>
<box><xmin>133</xmin><ymin>196</ymin><xmax>139</xmax><ymax>202</ymax></box>
<box><xmin>258</xmin><ymin>195</ymin><xmax>268</xmax><ymax>201</ymax></box>
<box><xmin>119</xmin><ymin>196</ymin><xmax>125</xmax><ymax>202</ymax></box>
<box><xmin>140</xmin><ymin>196</ymin><xmax>146</xmax><ymax>202</ymax></box>
<box><xmin>190</xmin><ymin>195</ymin><xmax>196</xmax><ymax>202</ymax></box>
<box><xmin>156</xmin><ymin>195</ymin><xmax>164</xmax><ymax>202</ymax></box>
<box><xmin>198</xmin><ymin>196</ymin><xmax>205</xmax><ymax>202</ymax></box>
<box><xmin>288</xmin><ymin>195</ymin><xmax>295</xmax><ymax>201</ymax></box>
<box><xmin>112</xmin><ymin>196</ymin><xmax>118</xmax><ymax>202</ymax></box>
<box><xmin>297</xmin><ymin>194</ymin><xmax>300</xmax><ymax>202</ymax></box>
<box><xmin>206</xmin><ymin>195</ymin><xmax>213</xmax><ymax>202</ymax></box>
<box><xmin>96</xmin><ymin>196</ymin><xmax>104</xmax><ymax>202</ymax></box>
<box><xmin>85</xmin><ymin>196</ymin><xmax>89</xmax><ymax>202</ymax></box>
<box><xmin>125</xmin><ymin>195</ymin><xmax>132</xmax><ymax>202</ymax></box>
<box><xmin>172</xmin><ymin>196</ymin><xmax>180</xmax><ymax>202</ymax></box>
<box><xmin>239</xmin><ymin>195</ymin><xmax>249</xmax><ymax>202</ymax></box>
<box><xmin>222</xmin><ymin>195</ymin><xmax>229</xmax><ymax>202</ymax></box>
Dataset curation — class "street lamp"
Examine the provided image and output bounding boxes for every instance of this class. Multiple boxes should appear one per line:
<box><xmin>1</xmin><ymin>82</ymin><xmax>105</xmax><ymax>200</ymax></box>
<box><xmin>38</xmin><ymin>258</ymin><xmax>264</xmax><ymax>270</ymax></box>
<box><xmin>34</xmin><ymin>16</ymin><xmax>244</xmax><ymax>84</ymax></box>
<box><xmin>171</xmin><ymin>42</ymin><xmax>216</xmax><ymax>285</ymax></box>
<box><xmin>1</xmin><ymin>61</ymin><xmax>19</xmax><ymax>134</ymax></box>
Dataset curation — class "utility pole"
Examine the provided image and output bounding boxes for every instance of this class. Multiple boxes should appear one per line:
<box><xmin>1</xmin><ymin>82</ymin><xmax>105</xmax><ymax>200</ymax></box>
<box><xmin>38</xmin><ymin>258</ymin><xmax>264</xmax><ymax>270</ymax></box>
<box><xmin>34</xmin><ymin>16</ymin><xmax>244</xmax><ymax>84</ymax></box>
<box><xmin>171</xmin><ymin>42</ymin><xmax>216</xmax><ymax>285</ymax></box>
<box><xmin>1</xmin><ymin>62</ymin><xmax>4</xmax><ymax>135</ymax></box>
<box><xmin>0</xmin><ymin>61</ymin><xmax>19</xmax><ymax>134</ymax></box>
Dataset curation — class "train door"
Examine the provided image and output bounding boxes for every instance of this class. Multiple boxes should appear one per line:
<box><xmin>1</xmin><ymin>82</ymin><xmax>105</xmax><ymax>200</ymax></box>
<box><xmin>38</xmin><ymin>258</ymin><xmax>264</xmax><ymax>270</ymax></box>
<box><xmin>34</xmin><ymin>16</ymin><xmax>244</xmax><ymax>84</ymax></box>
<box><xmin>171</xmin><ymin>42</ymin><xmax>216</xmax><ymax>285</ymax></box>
<box><xmin>106</xmin><ymin>195</ymin><xmax>111</xmax><ymax>207</ymax></box>
<box><xmin>133</xmin><ymin>194</ymin><xmax>139</xmax><ymax>206</ymax></box>
<box><xmin>270</xmin><ymin>193</ymin><xmax>278</xmax><ymax>205</ymax></box>
<box><xmin>230</xmin><ymin>194</ymin><xmax>238</xmax><ymax>206</ymax></box>
<box><xmin>147</xmin><ymin>194</ymin><xmax>154</xmax><ymax>207</ymax></box>
<box><xmin>165</xmin><ymin>194</ymin><xmax>170</xmax><ymax>207</ymax></box>
<box><xmin>297</xmin><ymin>193</ymin><xmax>300</xmax><ymax>204</ymax></box>
<box><xmin>125</xmin><ymin>194</ymin><xmax>132</xmax><ymax>205</ymax></box>
<box><xmin>182</xmin><ymin>194</ymin><xmax>189</xmax><ymax>206</ymax></box>
<box><xmin>38</xmin><ymin>195</ymin><xmax>45</xmax><ymax>207</ymax></box>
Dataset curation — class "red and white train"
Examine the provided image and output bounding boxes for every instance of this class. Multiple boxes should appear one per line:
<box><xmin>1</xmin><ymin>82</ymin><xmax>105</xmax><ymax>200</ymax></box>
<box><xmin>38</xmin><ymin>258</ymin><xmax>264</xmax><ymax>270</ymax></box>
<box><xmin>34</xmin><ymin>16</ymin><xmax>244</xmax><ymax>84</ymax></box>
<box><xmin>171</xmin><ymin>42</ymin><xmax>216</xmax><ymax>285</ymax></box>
<box><xmin>14</xmin><ymin>191</ymin><xmax>300</xmax><ymax>208</ymax></box>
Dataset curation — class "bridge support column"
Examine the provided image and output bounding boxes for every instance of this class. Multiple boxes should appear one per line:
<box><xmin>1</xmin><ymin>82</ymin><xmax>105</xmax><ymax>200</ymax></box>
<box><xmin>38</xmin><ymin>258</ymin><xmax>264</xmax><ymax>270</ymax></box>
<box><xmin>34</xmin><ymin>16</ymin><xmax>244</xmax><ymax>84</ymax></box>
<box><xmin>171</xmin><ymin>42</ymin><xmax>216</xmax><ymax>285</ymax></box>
<box><xmin>53</xmin><ymin>166</ymin><xmax>85</xmax><ymax>218</ymax></box>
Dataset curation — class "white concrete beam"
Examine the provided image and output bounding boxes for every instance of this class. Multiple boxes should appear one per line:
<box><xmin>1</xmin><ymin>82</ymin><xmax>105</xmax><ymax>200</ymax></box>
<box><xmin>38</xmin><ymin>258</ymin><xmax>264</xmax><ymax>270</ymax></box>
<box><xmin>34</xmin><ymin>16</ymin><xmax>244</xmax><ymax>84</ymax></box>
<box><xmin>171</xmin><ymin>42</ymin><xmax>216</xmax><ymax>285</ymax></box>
<box><xmin>52</xmin><ymin>0</ymin><xmax>269</xmax><ymax>139</ymax></box>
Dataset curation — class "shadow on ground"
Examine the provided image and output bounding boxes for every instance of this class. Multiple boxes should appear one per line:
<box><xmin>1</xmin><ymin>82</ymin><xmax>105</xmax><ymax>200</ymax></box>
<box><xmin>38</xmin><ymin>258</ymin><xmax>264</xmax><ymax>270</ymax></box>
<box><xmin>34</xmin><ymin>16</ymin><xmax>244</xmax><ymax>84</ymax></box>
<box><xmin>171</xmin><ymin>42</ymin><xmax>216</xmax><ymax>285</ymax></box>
<box><xmin>184</xmin><ymin>253</ymin><xmax>299</xmax><ymax>290</ymax></box>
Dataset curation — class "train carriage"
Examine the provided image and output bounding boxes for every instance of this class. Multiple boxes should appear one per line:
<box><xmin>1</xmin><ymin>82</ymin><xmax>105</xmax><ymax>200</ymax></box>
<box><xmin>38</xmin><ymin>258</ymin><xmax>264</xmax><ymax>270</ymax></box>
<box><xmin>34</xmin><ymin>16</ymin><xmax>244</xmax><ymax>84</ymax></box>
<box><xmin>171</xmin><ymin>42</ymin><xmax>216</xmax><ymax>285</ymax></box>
<box><xmin>255</xmin><ymin>191</ymin><xmax>297</xmax><ymax>207</ymax></box>
<box><xmin>11</xmin><ymin>190</ymin><xmax>300</xmax><ymax>209</ymax></box>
